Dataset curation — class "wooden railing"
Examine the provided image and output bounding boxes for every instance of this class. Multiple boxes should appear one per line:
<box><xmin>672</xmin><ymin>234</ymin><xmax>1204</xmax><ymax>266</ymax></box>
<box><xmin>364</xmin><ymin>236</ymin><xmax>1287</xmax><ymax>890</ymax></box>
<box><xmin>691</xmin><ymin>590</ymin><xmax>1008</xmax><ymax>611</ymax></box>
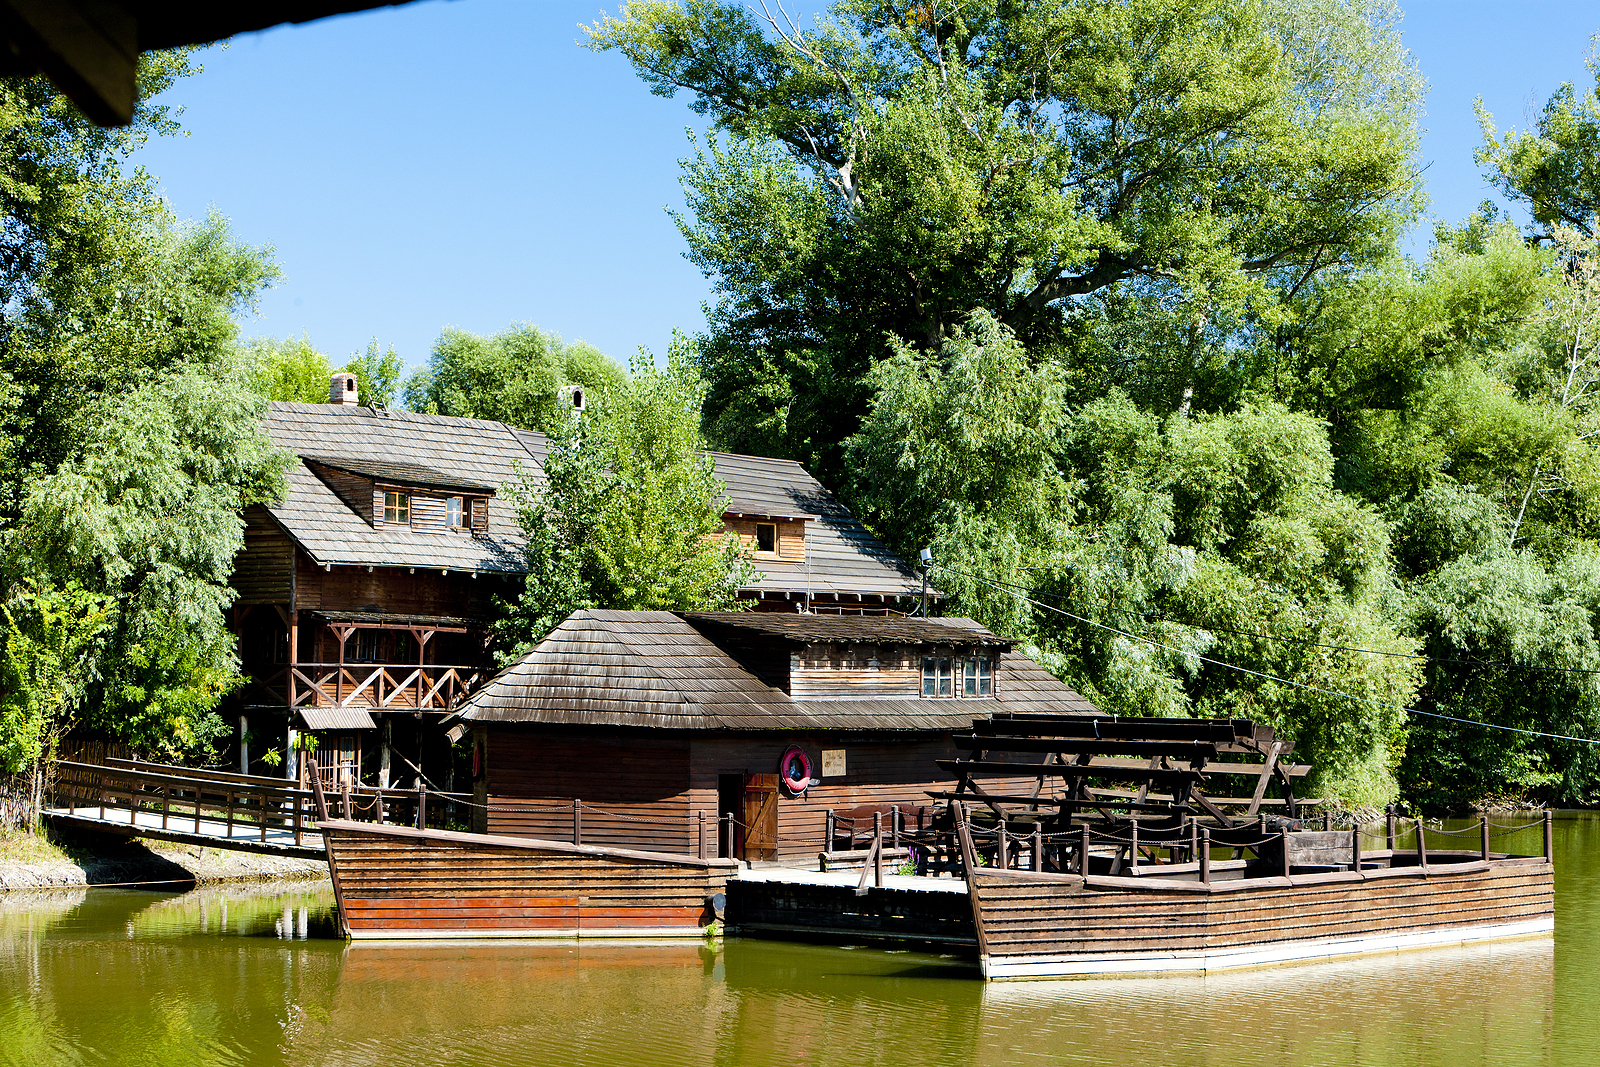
<box><xmin>48</xmin><ymin>759</ymin><xmax>475</xmax><ymax>846</ymax></box>
<box><xmin>241</xmin><ymin>663</ymin><xmax>485</xmax><ymax>710</ymax></box>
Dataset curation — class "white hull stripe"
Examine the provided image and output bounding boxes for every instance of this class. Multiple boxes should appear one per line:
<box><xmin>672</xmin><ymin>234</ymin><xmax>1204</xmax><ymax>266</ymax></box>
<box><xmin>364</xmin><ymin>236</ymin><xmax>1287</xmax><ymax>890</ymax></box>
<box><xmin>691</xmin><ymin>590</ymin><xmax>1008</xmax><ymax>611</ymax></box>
<box><xmin>981</xmin><ymin>917</ymin><xmax>1555</xmax><ymax>979</ymax></box>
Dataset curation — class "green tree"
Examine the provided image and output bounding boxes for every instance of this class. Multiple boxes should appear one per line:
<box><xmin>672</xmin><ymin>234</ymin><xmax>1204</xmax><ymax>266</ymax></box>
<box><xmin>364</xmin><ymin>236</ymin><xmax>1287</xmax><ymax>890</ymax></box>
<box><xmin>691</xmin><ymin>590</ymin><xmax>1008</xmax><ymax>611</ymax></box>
<box><xmin>344</xmin><ymin>339</ymin><xmax>404</xmax><ymax>408</ymax></box>
<box><xmin>0</xmin><ymin>64</ymin><xmax>288</xmax><ymax>779</ymax></box>
<box><xmin>590</xmin><ymin>0</ymin><xmax>1423</xmax><ymax>477</ymax></box>
<box><xmin>246</xmin><ymin>334</ymin><xmax>336</xmax><ymax>403</ymax></box>
<box><xmin>403</xmin><ymin>323</ymin><xmax>625</xmax><ymax>431</ymax></box>
<box><xmin>1477</xmin><ymin>38</ymin><xmax>1600</xmax><ymax>240</ymax></box>
<box><xmin>494</xmin><ymin>343</ymin><xmax>755</xmax><ymax>659</ymax></box>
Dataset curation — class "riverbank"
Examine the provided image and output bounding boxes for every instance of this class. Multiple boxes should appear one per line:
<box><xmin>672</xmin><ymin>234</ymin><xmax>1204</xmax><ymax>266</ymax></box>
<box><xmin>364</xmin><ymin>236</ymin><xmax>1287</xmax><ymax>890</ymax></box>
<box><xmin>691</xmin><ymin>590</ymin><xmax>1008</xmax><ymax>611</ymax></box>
<box><xmin>0</xmin><ymin>827</ymin><xmax>328</xmax><ymax>890</ymax></box>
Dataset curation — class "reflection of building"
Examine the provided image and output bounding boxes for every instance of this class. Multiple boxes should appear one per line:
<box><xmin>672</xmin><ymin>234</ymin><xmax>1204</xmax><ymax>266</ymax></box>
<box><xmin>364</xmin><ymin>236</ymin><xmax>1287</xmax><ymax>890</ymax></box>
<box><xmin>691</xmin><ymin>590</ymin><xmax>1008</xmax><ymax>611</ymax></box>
<box><xmin>229</xmin><ymin>383</ymin><xmax>935</xmax><ymax>783</ymax></box>
<box><xmin>456</xmin><ymin>610</ymin><xmax>1094</xmax><ymax>860</ymax></box>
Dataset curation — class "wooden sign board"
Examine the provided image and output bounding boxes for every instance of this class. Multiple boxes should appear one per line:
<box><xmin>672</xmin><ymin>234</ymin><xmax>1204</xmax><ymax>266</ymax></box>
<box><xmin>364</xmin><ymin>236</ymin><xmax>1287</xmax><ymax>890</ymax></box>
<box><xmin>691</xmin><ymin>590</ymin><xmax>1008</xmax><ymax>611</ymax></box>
<box><xmin>821</xmin><ymin>749</ymin><xmax>846</xmax><ymax>778</ymax></box>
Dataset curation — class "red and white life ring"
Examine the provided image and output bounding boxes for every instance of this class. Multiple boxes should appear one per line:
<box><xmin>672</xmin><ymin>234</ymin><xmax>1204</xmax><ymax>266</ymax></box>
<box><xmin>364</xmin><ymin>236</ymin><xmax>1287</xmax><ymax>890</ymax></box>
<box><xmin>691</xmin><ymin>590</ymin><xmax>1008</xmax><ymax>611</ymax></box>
<box><xmin>779</xmin><ymin>747</ymin><xmax>813</xmax><ymax>795</ymax></box>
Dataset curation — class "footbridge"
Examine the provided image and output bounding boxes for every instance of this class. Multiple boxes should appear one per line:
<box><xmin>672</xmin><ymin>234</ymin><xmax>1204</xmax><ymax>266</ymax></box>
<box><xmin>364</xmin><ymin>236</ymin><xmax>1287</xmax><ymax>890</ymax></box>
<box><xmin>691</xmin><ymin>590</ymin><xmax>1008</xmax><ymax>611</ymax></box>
<box><xmin>42</xmin><ymin>758</ymin><xmax>467</xmax><ymax>860</ymax></box>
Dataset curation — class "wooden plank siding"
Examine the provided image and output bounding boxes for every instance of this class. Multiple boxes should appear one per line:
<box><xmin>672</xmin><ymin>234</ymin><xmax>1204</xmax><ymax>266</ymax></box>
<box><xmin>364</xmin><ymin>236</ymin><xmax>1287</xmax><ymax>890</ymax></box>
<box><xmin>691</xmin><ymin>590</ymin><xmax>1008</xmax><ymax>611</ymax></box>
<box><xmin>724</xmin><ymin>517</ymin><xmax>807</xmax><ymax>563</ymax></box>
<box><xmin>322</xmin><ymin>820</ymin><xmax>736</xmax><ymax>938</ymax></box>
<box><xmin>969</xmin><ymin>858</ymin><xmax>1555</xmax><ymax>977</ymax></box>
<box><xmin>233</xmin><ymin>508</ymin><xmax>295</xmax><ymax>604</ymax></box>
<box><xmin>293</xmin><ymin>552</ymin><xmax>512</xmax><ymax>617</ymax></box>
<box><xmin>306</xmin><ymin>463</ymin><xmax>375</xmax><ymax>524</ymax></box>
<box><xmin>486</xmin><ymin>733</ymin><xmax>695</xmax><ymax>853</ymax></box>
<box><xmin>788</xmin><ymin>646</ymin><xmax>922</xmax><ymax>702</ymax></box>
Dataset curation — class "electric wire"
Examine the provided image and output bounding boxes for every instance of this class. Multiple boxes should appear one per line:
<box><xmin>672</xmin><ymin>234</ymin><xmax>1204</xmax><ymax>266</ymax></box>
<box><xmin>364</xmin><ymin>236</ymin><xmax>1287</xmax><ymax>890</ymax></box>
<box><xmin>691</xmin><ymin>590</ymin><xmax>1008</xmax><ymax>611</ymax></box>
<box><xmin>931</xmin><ymin>562</ymin><xmax>1600</xmax><ymax>746</ymax></box>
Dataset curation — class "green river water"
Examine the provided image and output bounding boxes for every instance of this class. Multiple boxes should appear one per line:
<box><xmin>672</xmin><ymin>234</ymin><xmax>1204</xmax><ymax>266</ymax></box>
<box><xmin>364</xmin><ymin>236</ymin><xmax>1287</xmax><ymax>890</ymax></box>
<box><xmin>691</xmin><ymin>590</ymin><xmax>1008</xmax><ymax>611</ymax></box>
<box><xmin>1</xmin><ymin>815</ymin><xmax>1595</xmax><ymax>1067</ymax></box>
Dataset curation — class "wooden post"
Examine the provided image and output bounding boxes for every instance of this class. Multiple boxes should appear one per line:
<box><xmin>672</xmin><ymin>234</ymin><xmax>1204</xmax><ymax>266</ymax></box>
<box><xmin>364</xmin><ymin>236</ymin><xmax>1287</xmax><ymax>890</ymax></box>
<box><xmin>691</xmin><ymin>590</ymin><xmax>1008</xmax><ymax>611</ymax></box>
<box><xmin>1351</xmin><ymin>826</ymin><xmax>1361</xmax><ymax>871</ymax></box>
<box><xmin>1200</xmin><ymin>827</ymin><xmax>1211</xmax><ymax>884</ymax></box>
<box><xmin>573</xmin><ymin>798</ymin><xmax>582</xmax><ymax>846</ymax></box>
<box><xmin>1130</xmin><ymin>820</ymin><xmax>1139</xmax><ymax>871</ymax></box>
<box><xmin>375</xmin><ymin>786</ymin><xmax>384</xmax><ymax>826</ymax></box>
<box><xmin>1032</xmin><ymin>824</ymin><xmax>1043</xmax><ymax>872</ymax></box>
<box><xmin>341</xmin><ymin>778</ymin><xmax>351</xmax><ymax>820</ymax></box>
<box><xmin>1415</xmin><ymin>817</ymin><xmax>1427</xmax><ymax>871</ymax></box>
<box><xmin>1322</xmin><ymin>810</ymin><xmax>1331</xmax><ymax>831</ymax></box>
<box><xmin>1280</xmin><ymin>828</ymin><xmax>1291</xmax><ymax>879</ymax></box>
<box><xmin>996</xmin><ymin>815</ymin><xmax>1007</xmax><ymax>869</ymax></box>
<box><xmin>293</xmin><ymin>792</ymin><xmax>303</xmax><ymax>847</ymax></box>
<box><xmin>416</xmin><ymin>782</ymin><xmax>427</xmax><ymax>830</ymax></box>
<box><xmin>723</xmin><ymin>812</ymin><xmax>734</xmax><ymax>860</ymax></box>
<box><xmin>825</xmin><ymin>809</ymin><xmax>835</xmax><ymax>851</ymax></box>
<box><xmin>873</xmin><ymin>812</ymin><xmax>884</xmax><ymax>886</ymax></box>
<box><xmin>259</xmin><ymin>791</ymin><xmax>268</xmax><ymax>842</ymax></box>
<box><xmin>698</xmin><ymin>810</ymin><xmax>706</xmax><ymax>859</ymax></box>
<box><xmin>161</xmin><ymin>784</ymin><xmax>170</xmax><ymax>830</ymax></box>
<box><xmin>1480</xmin><ymin>816</ymin><xmax>1490</xmax><ymax>861</ymax></box>
<box><xmin>1386</xmin><ymin>810</ymin><xmax>1396</xmax><ymax>851</ymax></box>
<box><xmin>1080</xmin><ymin>824</ymin><xmax>1090</xmax><ymax>876</ymax></box>
<box><xmin>891</xmin><ymin>805</ymin><xmax>901</xmax><ymax>851</ymax></box>
<box><xmin>1544</xmin><ymin>810</ymin><xmax>1554</xmax><ymax>864</ymax></box>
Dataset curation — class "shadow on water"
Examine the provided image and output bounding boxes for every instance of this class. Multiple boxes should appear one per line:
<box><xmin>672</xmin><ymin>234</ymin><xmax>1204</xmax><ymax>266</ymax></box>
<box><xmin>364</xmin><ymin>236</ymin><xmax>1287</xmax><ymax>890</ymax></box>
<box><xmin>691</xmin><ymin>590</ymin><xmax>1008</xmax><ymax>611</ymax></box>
<box><xmin>0</xmin><ymin>811</ymin><xmax>1595</xmax><ymax>1067</ymax></box>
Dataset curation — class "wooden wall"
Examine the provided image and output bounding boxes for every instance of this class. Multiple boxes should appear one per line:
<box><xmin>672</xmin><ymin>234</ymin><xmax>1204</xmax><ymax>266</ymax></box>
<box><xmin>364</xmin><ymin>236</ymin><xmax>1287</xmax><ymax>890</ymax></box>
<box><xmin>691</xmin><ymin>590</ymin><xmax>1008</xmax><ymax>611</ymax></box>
<box><xmin>724</xmin><ymin>517</ymin><xmax>807</xmax><ymax>562</ymax></box>
<box><xmin>480</xmin><ymin>725</ymin><xmax>1056</xmax><ymax>863</ymax></box>
<box><xmin>233</xmin><ymin>508</ymin><xmax>295</xmax><ymax>605</ymax></box>
<box><xmin>788</xmin><ymin>646</ymin><xmax>922</xmax><ymax>701</ymax></box>
<box><xmin>485</xmin><ymin>731</ymin><xmax>695</xmax><ymax>853</ymax></box>
<box><xmin>293</xmin><ymin>554</ymin><xmax>512</xmax><ymax>617</ymax></box>
<box><xmin>308</xmin><ymin>464</ymin><xmax>375</xmax><ymax>524</ymax></box>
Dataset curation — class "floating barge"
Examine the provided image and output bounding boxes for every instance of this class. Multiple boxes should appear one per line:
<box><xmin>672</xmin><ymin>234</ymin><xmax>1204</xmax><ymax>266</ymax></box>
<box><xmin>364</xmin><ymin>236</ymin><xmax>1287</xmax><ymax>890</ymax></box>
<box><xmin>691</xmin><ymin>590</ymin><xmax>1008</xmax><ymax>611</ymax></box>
<box><xmin>316</xmin><ymin>710</ymin><xmax>1555</xmax><ymax>977</ymax></box>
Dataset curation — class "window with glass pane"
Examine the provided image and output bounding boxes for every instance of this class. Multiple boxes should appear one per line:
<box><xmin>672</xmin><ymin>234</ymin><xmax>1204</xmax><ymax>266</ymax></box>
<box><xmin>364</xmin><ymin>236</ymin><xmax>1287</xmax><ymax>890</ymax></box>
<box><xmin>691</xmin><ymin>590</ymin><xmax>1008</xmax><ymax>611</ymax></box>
<box><xmin>964</xmin><ymin>659</ymin><xmax>978</xmax><ymax>696</ymax></box>
<box><xmin>446</xmin><ymin>496</ymin><xmax>465</xmax><ymax>528</ymax></box>
<box><xmin>383</xmin><ymin>491</ymin><xmax>410</xmax><ymax>524</ymax></box>
<box><xmin>978</xmin><ymin>658</ymin><xmax>993</xmax><ymax>695</ymax></box>
<box><xmin>938</xmin><ymin>658</ymin><xmax>952</xmax><ymax>696</ymax></box>
<box><xmin>922</xmin><ymin>657</ymin><xmax>937</xmax><ymax>696</ymax></box>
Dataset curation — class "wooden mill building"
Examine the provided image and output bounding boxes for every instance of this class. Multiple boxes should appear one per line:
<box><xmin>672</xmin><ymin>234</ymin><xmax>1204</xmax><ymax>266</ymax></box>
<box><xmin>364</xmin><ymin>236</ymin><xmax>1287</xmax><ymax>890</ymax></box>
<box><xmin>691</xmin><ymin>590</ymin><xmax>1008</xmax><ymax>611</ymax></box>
<box><xmin>228</xmin><ymin>380</ymin><xmax>932</xmax><ymax>782</ymax></box>
<box><xmin>454</xmin><ymin>610</ymin><xmax>1096</xmax><ymax>862</ymax></box>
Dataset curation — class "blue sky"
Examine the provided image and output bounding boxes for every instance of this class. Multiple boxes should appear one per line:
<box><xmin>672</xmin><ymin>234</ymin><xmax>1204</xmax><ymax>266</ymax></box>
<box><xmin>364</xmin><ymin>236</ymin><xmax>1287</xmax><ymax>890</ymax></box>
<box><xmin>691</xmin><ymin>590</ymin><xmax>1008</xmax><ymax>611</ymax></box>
<box><xmin>133</xmin><ymin>0</ymin><xmax>1600</xmax><ymax>376</ymax></box>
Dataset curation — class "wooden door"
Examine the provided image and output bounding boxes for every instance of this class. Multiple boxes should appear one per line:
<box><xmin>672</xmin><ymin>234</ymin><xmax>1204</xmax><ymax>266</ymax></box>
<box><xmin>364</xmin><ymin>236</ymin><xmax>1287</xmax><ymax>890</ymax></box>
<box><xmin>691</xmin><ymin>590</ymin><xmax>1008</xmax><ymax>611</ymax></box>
<box><xmin>742</xmin><ymin>773</ymin><xmax>780</xmax><ymax>861</ymax></box>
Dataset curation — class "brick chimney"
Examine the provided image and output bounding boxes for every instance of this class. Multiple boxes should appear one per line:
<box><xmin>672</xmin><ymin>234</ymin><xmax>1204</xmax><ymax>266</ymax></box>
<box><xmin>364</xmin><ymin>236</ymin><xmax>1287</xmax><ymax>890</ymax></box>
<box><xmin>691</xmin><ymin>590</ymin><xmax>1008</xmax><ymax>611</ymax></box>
<box><xmin>330</xmin><ymin>372</ymin><xmax>359</xmax><ymax>406</ymax></box>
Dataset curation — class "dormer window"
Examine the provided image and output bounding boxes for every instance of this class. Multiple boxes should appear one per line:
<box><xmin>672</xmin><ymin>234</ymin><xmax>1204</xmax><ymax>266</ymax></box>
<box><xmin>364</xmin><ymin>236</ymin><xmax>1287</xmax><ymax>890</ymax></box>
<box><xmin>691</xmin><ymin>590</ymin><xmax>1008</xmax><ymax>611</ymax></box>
<box><xmin>922</xmin><ymin>657</ymin><xmax>953</xmax><ymax>696</ymax></box>
<box><xmin>446</xmin><ymin>496</ymin><xmax>465</xmax><ymax>529</ymax></box>
<box><xmin>383</xmin><ymin>491</ymin><xmax>410</xmax><ymax>525</ymax></box>
<box><xmin>756</xmin><ymin>523</ymin><xmax>777</xmax><ymax>554</ymax></box>
<box><xmin>965</xmin><ymin>657</ymin><xmax>993</xmax><ymax>696</ymax></box>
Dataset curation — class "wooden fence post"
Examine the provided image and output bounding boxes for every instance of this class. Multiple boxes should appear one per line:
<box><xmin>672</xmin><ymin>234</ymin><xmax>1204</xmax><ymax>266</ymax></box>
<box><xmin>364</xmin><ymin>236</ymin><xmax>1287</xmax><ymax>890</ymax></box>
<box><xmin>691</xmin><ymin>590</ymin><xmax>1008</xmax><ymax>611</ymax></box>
<box><xmin>573</xmin><ymin>798</ymin><xmax>582</xmax><ymax>846</ymax></box>
<box><xmin>1351</xmin><ymin>826</ymin><xmax>1362</xmax><ymax>871</ymax></box>
<box><xmin>341</xmin><ymin>778</ymin><xmax>351</xmax><ymax>821</ymax></box>
<box><xmin>161</xmin><ymin>784</ymin><xmax>170</xmax><ymax>831</ymax></box>
<box><xmin>1544</xmin><ymin>810</ymin><xmax>1554</xmax><ymax>864</ymax></box>
<box><xmin>697</xmin><ymin>810</ymin><xmax>706</xmax><ymax>859</ymax></box>
<box><xmin>1386</xmin><ymin>810</ymin><xmax>1396</xmax><ymax>851</ymax></box>
<box><xmin>1079</xmin><ymin>824</ymin><xmax>1090</xmax><ymax>876</ymax></box>
<box><xmin>825</xmin><ymin>809</ymin><xmax>835</xmax><ymax>852</ymax></box>
<box><xmin>1280</xmin><ymin>828</ymin><xmax>1291</xmax><ymax>879</ymax></box>
<box><xmin>1414</xmin><ymin>817</ymin><xmax>1427</xmax><ymax>871</ymax></box>
<box><xmin>891</xmin><ymin>805</ymin><xmax>901</xmax><ymax>851</ymax></box>
<box><xmin>1480</xmin><ymin>817</ymin><xmax>1490</xmax><ymax>862</ymax></box>
<box><xmin>996</xmin><ymin>815</ymin><xmax>1008</xmax><ymax>869</ymax></box>
<box><xmin>1130</xmin><ymin>821</ymin><xmax>1139</xmax><ymax>871</ymax></box>
<box><xmin>416</xmin><ymin>782</ymin><xmax>427</xmax><ymax>830</ymax></box>
<box><xmin>873</xmin><ymin>812</ymin><xmax>884</xmax><ymax>887</ymax></box>
<box><xmin>1200</xmin><ymin>827</ymin><xmax>1210</xmax><ymax>884</ymax></box>
<box><xmin>1032</xmin><ymin>824</ymin><xmax>1043</xmax><ymax>872</ymax></box>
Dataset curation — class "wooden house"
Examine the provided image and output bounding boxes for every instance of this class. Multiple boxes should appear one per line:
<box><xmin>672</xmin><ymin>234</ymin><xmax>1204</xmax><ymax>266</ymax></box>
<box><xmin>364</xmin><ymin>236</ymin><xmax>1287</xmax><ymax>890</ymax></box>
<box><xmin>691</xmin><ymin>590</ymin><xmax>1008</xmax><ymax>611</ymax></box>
<box><xmin>454</xmin><ymin>610</ymin><xmax>1098</xmax><ymax>862</ymax></box>
<box><xmin>229</xmin><ymin>383</ymin><xmax>933</xmax><ymax>782</ymax></box>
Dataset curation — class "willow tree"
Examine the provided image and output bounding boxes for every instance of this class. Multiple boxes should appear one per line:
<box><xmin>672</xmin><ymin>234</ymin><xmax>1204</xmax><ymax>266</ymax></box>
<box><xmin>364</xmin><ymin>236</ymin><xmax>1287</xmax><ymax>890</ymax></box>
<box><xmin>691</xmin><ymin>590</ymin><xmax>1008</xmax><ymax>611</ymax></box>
<box><xmin>590</xmin><ymin>0</ymin><xmax>1424</xmax><ymax>477</ymax></box>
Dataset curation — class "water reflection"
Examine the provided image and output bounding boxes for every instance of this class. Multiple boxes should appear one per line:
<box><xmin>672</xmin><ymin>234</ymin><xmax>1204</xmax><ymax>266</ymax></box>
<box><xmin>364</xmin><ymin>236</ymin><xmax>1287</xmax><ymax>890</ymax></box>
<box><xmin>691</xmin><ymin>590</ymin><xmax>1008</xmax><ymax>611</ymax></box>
<box><xmin>0</xmin><ymin>813</ymin><xmax>1594</xmax><ymax>1067</ymax></box>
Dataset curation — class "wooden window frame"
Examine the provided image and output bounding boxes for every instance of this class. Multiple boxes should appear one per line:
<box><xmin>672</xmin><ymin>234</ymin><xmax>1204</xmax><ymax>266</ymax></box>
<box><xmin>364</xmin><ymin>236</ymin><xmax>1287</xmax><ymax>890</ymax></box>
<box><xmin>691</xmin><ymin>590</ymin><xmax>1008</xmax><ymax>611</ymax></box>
<box><xmin>755</xmin><ymin>522</ymin><xmax>777</xmax><ymax>554</ymax></box>
<box><xmin>383</xmin><ymin>490</ymin><xmax>410</xmax><ymax>525</ymax></box>
<box><xmin>445</xmin><ymin>495</ymin><xmax>466</xmax><ymax>530</ymax></box>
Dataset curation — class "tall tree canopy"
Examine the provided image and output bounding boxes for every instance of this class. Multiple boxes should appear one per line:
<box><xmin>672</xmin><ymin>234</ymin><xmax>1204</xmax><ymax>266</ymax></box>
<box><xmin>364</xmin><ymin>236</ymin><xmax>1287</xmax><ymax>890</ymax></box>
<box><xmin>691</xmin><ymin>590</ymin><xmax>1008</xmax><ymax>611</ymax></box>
<box><xmin>0</xmin><ymin>59</ymin><xmax>287</xmax><ymax>782</ymax></box>
<box><xmin>494</xmin><ymin>343</ymin><xmax>755</xmax><ymax>660</ymax></box>
<box><xmin>403</xmin><ymin>323</ymin><xmax>625</xmax><ymax>433</ymax></box>
<box><xmin>591</xmin><ymin>0</ymin><xmax>1424</xmax><ymax>477</ymax></box>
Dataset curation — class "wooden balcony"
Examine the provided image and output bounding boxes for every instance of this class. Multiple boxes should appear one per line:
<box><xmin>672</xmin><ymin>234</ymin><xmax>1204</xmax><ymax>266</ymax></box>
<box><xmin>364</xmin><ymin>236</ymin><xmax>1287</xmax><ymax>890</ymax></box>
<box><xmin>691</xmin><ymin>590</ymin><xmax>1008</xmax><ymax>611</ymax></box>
<box><xmin>241</xmin><ymin>662</ymin><xmax>485</xmax><ymax>711</ymax></box>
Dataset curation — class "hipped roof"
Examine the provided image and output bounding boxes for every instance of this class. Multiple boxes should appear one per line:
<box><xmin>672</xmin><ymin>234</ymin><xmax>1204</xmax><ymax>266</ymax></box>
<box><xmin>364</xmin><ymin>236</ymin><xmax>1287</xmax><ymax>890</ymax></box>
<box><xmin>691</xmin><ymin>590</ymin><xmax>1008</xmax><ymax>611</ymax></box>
<box><xmin>456</xmin><ymin>609</ymin><xmax>1096</xmax><ymax>731</ymax></box>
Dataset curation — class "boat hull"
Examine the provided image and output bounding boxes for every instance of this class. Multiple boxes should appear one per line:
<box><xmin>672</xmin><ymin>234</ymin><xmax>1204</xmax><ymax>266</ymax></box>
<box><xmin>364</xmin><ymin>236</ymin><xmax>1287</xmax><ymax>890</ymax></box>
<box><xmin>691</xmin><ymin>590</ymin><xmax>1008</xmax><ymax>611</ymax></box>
<box><xmin>320</xmin><ymin>820</ymin><xmax>738</xmax><ymax>940</ymax></box>
<box><xmin>969</xmin><ymin>858</ymin><xmax>1555</xmax><ymax>979</ymax></box>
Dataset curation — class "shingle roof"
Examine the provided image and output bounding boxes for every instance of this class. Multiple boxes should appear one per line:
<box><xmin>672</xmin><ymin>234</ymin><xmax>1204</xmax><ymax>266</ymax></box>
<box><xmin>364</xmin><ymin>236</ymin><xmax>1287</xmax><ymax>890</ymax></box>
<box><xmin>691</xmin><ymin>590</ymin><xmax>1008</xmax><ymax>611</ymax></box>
<box><xmin>263</xmin><ymin>402</ymin><xmax>927</xmax><ymax>599</ymax></box>
<box><xmin>456</xmin><ymin>609</ymin><xmax>1097</xmax><ymax>730</ymax></box>
<box><xmin>679</xmin><ymin>612</ymin><xmax>1014</xmax><ymax>648</ymax></box>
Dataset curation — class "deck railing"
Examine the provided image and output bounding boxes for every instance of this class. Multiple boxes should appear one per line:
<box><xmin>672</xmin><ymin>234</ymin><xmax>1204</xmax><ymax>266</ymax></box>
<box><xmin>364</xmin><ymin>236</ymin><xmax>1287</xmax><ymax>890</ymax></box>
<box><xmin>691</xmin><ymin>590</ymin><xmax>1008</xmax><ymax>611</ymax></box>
<box><xmin>240</xmin><ymin>663</ymin><xmax>485</xmax><ymax>710</ymax></box>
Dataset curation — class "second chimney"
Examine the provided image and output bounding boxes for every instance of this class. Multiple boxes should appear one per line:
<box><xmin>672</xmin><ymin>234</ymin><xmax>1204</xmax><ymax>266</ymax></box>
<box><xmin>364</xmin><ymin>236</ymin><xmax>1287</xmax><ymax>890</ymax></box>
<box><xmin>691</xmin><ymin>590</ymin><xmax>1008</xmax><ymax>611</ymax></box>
<box><xmin>330</xmin><ymin>372</ymin><xmax>359</xmax><ymax>406</ymax></box>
